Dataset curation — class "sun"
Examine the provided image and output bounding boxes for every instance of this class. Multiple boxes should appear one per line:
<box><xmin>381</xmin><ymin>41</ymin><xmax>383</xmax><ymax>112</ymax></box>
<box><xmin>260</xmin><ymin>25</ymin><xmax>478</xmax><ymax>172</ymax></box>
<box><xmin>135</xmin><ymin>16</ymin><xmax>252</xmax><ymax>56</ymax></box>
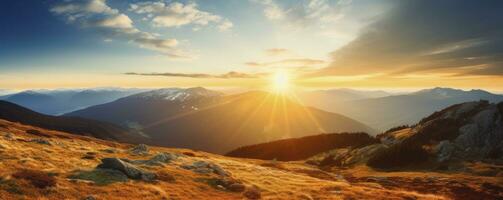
<box><xmin>272</xmin><ymin>71</ymin><xmax>290</xmax><ymax>92</ymax></box>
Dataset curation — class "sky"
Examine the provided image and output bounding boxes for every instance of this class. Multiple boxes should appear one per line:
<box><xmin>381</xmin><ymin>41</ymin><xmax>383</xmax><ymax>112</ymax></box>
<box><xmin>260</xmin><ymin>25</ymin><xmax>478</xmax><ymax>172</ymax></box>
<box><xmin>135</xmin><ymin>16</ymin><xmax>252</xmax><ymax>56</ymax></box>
<box><xmin>1</xmin><ymin>0</ymin><xmax>503</xmax><ymax>91</ymax></box>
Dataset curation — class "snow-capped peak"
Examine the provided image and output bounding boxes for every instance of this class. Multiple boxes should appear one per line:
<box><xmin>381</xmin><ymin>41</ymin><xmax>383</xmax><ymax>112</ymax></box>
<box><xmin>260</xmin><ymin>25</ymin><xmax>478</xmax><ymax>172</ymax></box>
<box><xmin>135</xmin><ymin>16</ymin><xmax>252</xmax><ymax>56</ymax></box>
<box><xmin>130</xmin><ymin>87</ymin><xmax>222</xmax><ymax>102</ymax></box>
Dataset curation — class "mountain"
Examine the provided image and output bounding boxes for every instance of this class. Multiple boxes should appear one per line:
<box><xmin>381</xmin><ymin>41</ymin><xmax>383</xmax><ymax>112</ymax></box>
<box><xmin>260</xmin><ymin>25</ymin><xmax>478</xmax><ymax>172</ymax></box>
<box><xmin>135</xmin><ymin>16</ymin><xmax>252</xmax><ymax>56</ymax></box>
<box><xmin>142</xmin><ymin>91</ymin><xmax>376</xmax><ymax>153</ymax></box>
<box><xmin>316</xmin><ymin>100</ymin><xmax>503</xmax><ymax>170</ymax></box>
<box><xmin>303</xmin><ymin>87</ymin><xmax>503</xmax><ymax>131</ymax></box>
<box><xmin>0</xmin><ymin>100</ymin><xmax>145</xmax><ymax>143</ymax></box>
<box><xmin>226</xmin><ymin>132</ymin><xmax>377</xmax><ymax>161</ymax></box>
<box><xmin>0</xmin><ymin>89</ymin><xmax>14</xmax><ymax>96</ymax></box>
<box><xmin>0</xmin><ymin>88</ymin><xmax>146</xmax><ymax>115</ymax></box>
<box><xmin>0</xmin><ymin>119</ymin><xmax>465</xmax><ymax>199</ymax></box>
<box><xmin>65</xmin><ymin>87</ymin><xmax>223</xmax><ymax>128</ymax></box>
<box><xmin>68</xmin><ymin>88</ymin><xmax>376</xmax><ymax>154</ymax></box>
<box><xmin>300</xmin><ymin>88</ymin><xmax>391</xmax><ymax>102</ymax></box>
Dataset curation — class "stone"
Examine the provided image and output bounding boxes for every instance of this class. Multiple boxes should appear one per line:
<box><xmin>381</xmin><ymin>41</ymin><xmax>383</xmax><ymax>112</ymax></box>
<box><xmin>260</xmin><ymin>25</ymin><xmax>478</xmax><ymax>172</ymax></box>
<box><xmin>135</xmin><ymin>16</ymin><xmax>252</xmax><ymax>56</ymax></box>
<box><xmin>228</xmin><ymin>183</ymin><xmax>246</xmax><ymax>192</ymax></box>
<box><xmin>97</xmin><ymin>158</ymin><xmax>156</xmax><ymax>182</ymax></box>
<box><xmin>130</xmin><ymin>144</ymin><xmax>149</xmax><ymax>155</ymax></box>
<box><xmin>101</xmin><ymin>148</ymin><xmax>116</xmax><ymax>154</ymax></box>
<box><xmin>243</xmin><ymin>186</ymin><xmax>261</xmax><ymax>199</ymax></box>
<box><xmin>31</xmin><ymin>138</ymin><xmax>51</xmax><ymax>145</ymax></box>
<box><xmin>83</xmin><ymin>196</ymin><xmax>97</xmax><ymax>200</ymax></box>
<box><xmin>435</xmin><ymin>140</ymin><xmax>456</xmax><ymax>162</ymax></box>
<box><xmin>128</xmin><ymin>152</ymin><xmax>178</xmax><ymax>166</ymax></box>
<box><xmin>183</xmin><ymin>160</ymin><xmax>230</xmax><ymax>176</ymax></box>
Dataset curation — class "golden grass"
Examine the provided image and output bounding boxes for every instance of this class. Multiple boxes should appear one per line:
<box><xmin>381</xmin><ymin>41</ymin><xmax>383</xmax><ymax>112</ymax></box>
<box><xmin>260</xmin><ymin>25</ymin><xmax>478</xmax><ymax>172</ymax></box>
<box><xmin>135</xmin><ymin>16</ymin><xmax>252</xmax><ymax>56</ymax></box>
<box><xmin>0</xmin><ymin>119</ymin><xmax>499</xmax><ymax>199</ymax></box>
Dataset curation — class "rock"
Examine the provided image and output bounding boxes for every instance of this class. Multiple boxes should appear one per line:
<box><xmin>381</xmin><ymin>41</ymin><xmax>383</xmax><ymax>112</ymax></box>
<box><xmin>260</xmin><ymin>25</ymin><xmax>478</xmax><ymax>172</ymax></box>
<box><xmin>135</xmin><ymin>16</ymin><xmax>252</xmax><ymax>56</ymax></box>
<box><xmin>128</xmin><ymin>152</ymin><xmax>178</xmax><ymax>166</ymax></box>
<box><xmin>228</xmin><ymin>183</ymin><xmax>246</xmax><ymax>192</ymax></box>
<box><xmin>97</xmin><ymin>158</ymin><xmax>156</xmax><ymax>181</ymax></box>
<box><xmin>31</xmin><ymin>138</ymin><xmax>51</xmax><ymax>145</ymax></box>
<box><xmin>210</xmin><ymin>163</ymin><xmax>230</xmax><ymax>176</ymax></box>
<box><xmin>130</xmin><ymin>144</ymin><xmax>149</xmax><ymax>155</ymax></box>
<box><xmin>69</xmin><ymin>169</ymin><xmax>128</xmax><ymax>186</ymax></box>
<box><xmin>183</xmin><ymin>160</ymin><xmax>230</xmax><ymax>176</ymax></box>
<box><xmin>4</xmin><ymin>133</ymin><xmax>13</xmax><ymax>140</ymax></box>
<box><xmin>435</xmin><ymin>140</ymin><xmax>456</xmax><ymax>162</ymax></box>
<box><xmin>211</xmin><ymin>178</ymin><xmax>246</xmax><ymax>192</ymax></box>
<box><xmin>243</xmin><ymin>186</ymin><xmax>261</xmax><ymax>199</ymax></box>
<box><xmin>100</xmin><ymin>148</ymin><xmax>116</xmax><ymax>154</ymax></box>
<box><xmin>82</xmin><ymin>155</ymin><xmax>96</xmax><ymax>160</ymax></box>
<box><xmin>83</xmin><ymin>196</ymin><xmax>96</xmax><ymax>200</ymax></box>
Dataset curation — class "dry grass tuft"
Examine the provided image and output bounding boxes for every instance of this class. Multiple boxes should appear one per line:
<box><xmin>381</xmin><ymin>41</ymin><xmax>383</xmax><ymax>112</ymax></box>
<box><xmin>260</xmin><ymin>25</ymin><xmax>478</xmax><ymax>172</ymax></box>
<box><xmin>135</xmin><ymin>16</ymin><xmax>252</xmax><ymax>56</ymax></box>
<box><xmin>12</xmin><ymin>169</ymin><xmax>56</xmax><ymax>189</ymax></box>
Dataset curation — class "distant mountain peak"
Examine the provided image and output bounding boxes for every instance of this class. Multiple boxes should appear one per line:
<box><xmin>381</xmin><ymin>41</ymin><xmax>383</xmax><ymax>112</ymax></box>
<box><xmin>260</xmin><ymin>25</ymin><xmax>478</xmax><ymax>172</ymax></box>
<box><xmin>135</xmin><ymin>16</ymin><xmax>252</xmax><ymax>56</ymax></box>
<box><xmin>127</xmin><ymin>87</ymin><xmax>222</xmax><ymax>102</ymax></box>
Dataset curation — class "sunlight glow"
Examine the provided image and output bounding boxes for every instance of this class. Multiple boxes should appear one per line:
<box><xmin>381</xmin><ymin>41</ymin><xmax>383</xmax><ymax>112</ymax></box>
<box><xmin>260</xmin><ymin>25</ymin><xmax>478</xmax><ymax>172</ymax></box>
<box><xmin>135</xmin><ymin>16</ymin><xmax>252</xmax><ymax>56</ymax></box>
<box><xmin>272</xmin><ymin>71</ymin><xmax>290</xmax><ymax>92</ymax></box>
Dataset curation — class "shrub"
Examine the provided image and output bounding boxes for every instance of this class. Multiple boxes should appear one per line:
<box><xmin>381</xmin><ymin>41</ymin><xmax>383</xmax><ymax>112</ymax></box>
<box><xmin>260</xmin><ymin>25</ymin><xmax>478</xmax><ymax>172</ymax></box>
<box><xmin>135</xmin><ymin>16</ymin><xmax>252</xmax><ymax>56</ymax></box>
<box><xmin>367</xmin><ymin>143</ymin><xmax>429</xmax><ymax>169</ymax></box>
<box><xmin>25</xmin><ymin>129</ymin><xmax>51</xmax><ymax>138</ymax></box>
<box><xmin>12</xmin><ymin>169</ymin><xmax>56</xmax><ymax>189</ymax></box>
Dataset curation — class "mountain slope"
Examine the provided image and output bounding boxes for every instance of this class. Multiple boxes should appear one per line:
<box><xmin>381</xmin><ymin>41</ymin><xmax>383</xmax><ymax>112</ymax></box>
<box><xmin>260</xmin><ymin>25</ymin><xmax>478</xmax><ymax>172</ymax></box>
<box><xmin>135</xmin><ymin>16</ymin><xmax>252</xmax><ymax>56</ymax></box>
<box><xmin>0</xmin><ymin>119</ymin><xmax>459</xmax><ymax>200</ymax></box>
<box><xmin>143</xmin><ymin>91</ymin><xmax>376</xmax><ymax>153</ymax></box>
<box><xmin>0</xmin><ymin>100</ymin><xmax>144</xmax><ymax>143</ymax></box>
<box><xmin>316</xmin><ymin>100</ymin><xmax>503</xmax><ymax>170</ymax></box>
<box><xmin>226</xmin><ymin>132</ymin><xmax>378</xmax><ymax>161</ymax></box>
<box><xmin>65</xmin><ymin>87</ymin><xmax>223</xmax><ymax>128</ymax></box>
<box><xmin>304</xmin><ymin>87</ymin><xmax>503</xmax><ymax>130</ymax></box>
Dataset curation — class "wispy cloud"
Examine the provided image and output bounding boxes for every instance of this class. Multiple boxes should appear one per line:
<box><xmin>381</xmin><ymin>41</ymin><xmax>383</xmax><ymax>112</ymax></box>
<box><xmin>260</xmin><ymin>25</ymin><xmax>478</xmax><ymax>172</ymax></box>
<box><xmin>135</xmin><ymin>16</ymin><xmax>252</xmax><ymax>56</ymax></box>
<box><xmin>245</xmin><ymin>58</ymin><xmax>326</xmax><ymax>68</ymax></box>
<box><xmin>264</xmin><ymin>48</ymin><xmax>293</xmax><ymax>57</ymax></box>
<box><xmin>129</xmin><ymin>1</ymin><xmax>233</xmax><ymax>31</ymax></box>
<box><xmin>124</xmin><ymin>71</ymin><xmax>265</xmax><ymax>79</ymax></box>
<box><xmin>51</xmin><ymin>0</ymin><xmax>193</xmax><ymax>58</ymax></box>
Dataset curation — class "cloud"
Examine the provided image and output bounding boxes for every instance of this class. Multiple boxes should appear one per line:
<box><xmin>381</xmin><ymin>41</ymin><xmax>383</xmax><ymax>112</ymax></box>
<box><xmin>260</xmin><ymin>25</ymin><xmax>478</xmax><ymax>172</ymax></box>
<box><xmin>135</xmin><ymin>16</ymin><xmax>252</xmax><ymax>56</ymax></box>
<box><xmin>124</xmin><ymin>71</ymin><xmax>264</xmax><ymax>79</ymax></box>
<box><xmin>253</xmin><ymin>0</ymin><xmax>351</xmax><ymax>29</ymax></box>
<box><xmin>318</xmin><ymin>0</ymin><xmax>503</xmax><ymax>77</ymax></box>
<box><xmin>51</xmin><ymin>0</ymin><xmax>192</xmax><ymax>58</ymax></box>
<box><xmin>264</xmin><ymin>48</ymin><xmax>293</xmax><ymax>57</ymax></box>
<box><xmin>129</xmin><ymin>1</ymin><xmax>233</xmax><ymax>31</ymax></box>
<box><xmin>245</xmin><ymin>58</ymin><xmax>326</xmax><ymax>68</ymax></box>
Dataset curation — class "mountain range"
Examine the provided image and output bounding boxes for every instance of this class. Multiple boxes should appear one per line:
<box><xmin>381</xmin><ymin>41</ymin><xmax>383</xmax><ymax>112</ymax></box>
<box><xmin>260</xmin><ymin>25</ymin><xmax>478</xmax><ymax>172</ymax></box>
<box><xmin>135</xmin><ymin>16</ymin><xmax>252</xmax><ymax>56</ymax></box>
<box><xmin>230</xmin><ymin>100</ymin><xmax>503</xmax><ymax>171</ymax></box>
<box><xmin>66</xmin><ymin>87</ymin><xmax>375</xmax><ymax>153</ymax></box>
<box><xmin>0</xmin><ymin>88</ymin><xmax>146</xmax><ymax>115</ymax></box>
<box><xmin>0</xmin><ymin>100</ymin><xmax>145</xmax><ymax>143</ymax></box>
<box><xmin>301</xmin><ymin>87</ymin><xmax>503</xmax><ymax>131</ymax></box>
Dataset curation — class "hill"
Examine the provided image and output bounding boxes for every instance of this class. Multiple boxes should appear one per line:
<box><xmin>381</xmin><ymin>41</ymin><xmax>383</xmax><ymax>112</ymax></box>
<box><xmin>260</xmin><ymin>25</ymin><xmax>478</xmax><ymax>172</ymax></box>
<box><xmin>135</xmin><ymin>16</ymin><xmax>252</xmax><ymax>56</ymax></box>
<box><xmin>226</xmin><ymin>132</ymin><xmax>377</xmax><ymax>161</ymax></box>
<box><xmin>0</xmin><ymin>100</ymin><xmax>145</xmax><ymax>143</ymax></box>
<box><xmin>302</xmin><ymin>87</ymin><xmax>503</xmax><ymax>130</ymax></box>
<box><xmin>315</xmin><ymin>100</ymin><xmax>503</xmax><ymax>171</ymax></box>
<box><xmin>67</xmin><ymin>88</ymin><xmax>375</xmax><ymax>153</ymax></box>
<box><xmin>0</xmin><ymin>118</ymin><xmax>484</xmax><ymax>199</ymax></box>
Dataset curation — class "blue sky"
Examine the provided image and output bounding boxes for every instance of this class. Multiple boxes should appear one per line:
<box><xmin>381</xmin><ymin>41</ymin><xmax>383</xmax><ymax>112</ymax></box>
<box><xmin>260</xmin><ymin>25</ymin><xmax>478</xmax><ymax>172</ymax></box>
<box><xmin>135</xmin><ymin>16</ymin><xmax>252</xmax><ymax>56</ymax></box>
<box><xmin>1</xmin><ymin>0</ymin><xmax>503</xmax><ymax>90</ymax></box>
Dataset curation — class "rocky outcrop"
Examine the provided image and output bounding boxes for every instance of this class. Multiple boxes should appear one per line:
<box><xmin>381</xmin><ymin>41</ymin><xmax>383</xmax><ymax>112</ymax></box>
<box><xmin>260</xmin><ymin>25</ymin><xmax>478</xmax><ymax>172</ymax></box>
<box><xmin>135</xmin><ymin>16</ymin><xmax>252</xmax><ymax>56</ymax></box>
<box><xmin>320</xmin><ymin>101</ymin><xmax>503</xmax><ymax>169</ymax></box>
<box><xmin>182</xmin><ymin>160</ymin><xmax>230</xmax><ymax>176</ymax></box>
<box><xmin>373</xmin><ymin>100</ymin><xmax>503</xmax><ymax>168</ymax></box>
<box><xmin>97</xmin><ymin>158</ymin><xmax>156</xmax><ymax>181</ymax></box>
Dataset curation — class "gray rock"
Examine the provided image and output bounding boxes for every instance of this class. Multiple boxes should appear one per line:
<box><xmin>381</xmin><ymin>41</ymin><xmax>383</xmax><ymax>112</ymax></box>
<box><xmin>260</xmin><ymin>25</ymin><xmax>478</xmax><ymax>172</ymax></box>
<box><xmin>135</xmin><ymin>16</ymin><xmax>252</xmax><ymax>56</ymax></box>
<box><xmin>128</xmin><ymin>152</ymin><xmax>178</xmax><ymax>166</ymax></box>
<box><xmin>101</xmin><ymin>148</ymin><xmax>116</xmax><ymax>154</ymax></box>
<box><xmin>435</xmin><ymin>140</ymin><xmax>456</xmax><ymax>162</ymax></box>
<box><xmin>31</xmin><ymin>138</ymin><xmax>51</xmax><ymax>145</ymax></box>
<box><xmin>97</xmin><ymin>158</ymin><xmax>156</xmax><ymax>181</ymax></box>
<box><xmin>83</xmin><ymin>196</ymin><xmax>97</xmax><ymax>200</ymax></box>
<box><xmin>183</xmin><ymin>160</ymin><xmax>230</xmax><ymax>176</ymax></box>
<box><xmin>130</xmin><ymin>144</ymin><xmax>149</xmax><ymax>155</ymax></box>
